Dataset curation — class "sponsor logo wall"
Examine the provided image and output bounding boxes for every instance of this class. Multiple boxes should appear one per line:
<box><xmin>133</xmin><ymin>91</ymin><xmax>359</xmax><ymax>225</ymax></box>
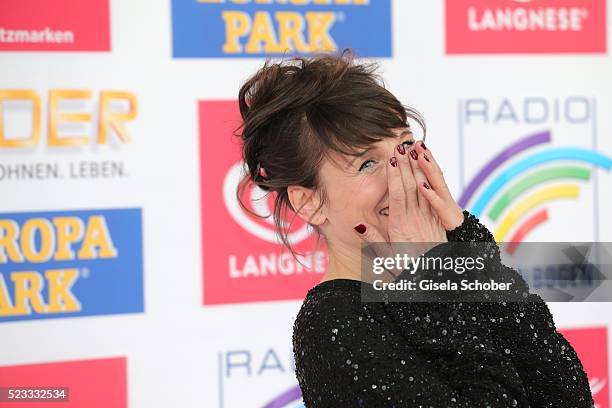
<box><xmin>171</xmin><ymin>0</ymin><xmax>392</xmax><ymax>57</ymax></box>
<box><xmin>0</xmin><ymin>0</ymin><xmax>111</xmax><ymax>52</ymax></box>
<box><xmin>0</xmin><ymin>208</ymin><xmax>144</xmax><ymax>322</ymax></box>
<box><xmin>1</xmin><ymin>0</ymin><xmax>611</xmax><ymax>407</ymax></box>
<box><xmin>458</xmin><ymin>96</ymin><xmax>611</xmax><ymax>243</ymax></box>
<box><xmin>445</xmin><ymin>0</ymin><xmax>607</xmax><ymax>54</ymax></box>
<box><xmin>0</xmin><ymin>357</ymin><xmax>127</xmax><ymax>408</ymax></box>
<box><xmin>198</xmin><ymin>101</ymin><xmax>326</xmax><ymax>305</ymax></box>
<box><xmin>560</xmin><ymin>327</ymin><xmax>610</xmax><ymax>408</ymax></box>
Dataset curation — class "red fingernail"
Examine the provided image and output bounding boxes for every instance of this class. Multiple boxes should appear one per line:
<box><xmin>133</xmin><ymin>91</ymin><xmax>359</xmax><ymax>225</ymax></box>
<box><xmin>354</xmin><ymin>224</ymin><xmax>366</xmax><ymax>234</ymax></box>
<box><xmin>423</xmin><ymin>182</ymin><xmax>430</xmax><ymax>189</ymax></box>
<box><xmin>421</xmin><ymin>142</ymin><xmax>427</xmax><ymax>150</ymax></box>
<box><xmin>410</xmin><ymin>150</ymin><xmax>418</xmax><ymax>160</ymax></box>
<box><xmin>396</xmin><ymin>143</ymin><xmax>406</xmax><ymax>155</ymax></box>
<box><xmin>389</xmin><ymin>157</ymin><xmax>398</xmax><ymax>167</ymax></box>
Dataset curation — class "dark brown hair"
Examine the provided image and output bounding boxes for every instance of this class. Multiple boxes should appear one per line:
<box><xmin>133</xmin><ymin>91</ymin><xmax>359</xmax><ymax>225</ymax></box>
<box><xmin>235</xmin><ymin>48</ymin><xmax>425</xmax><ymax>264</ymax></box>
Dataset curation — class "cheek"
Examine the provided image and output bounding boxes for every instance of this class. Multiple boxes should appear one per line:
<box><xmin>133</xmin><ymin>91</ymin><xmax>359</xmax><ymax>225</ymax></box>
<box><xmin>350</xmin><ymin>170</ymin><xmax>387</xmax><ymax>206</ymax></box>
<box><xmin>342</xmin><ymin>172</ymin><xmax>388</xmax><ymax>218</ymax></box>
<box><xmin>323</xmin><ymin>166</ymin><xmax>388</xmax><ymax>225</ymax></box>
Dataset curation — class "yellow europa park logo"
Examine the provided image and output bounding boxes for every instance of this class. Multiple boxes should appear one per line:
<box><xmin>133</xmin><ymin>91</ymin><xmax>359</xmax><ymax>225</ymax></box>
<box><xmin>172</xmin><ymin>0</ymin><xmax>391</xmax><ymax>58</ymax></box>
<box><xmin>0</xmin><ymin>215</ymin><xmax>117</xmax><ymax>317</ymax></box>
<box><xmin>210</xmin><ymin>0</ymin><xmax>370</xmax><ymax>54</ymax></box>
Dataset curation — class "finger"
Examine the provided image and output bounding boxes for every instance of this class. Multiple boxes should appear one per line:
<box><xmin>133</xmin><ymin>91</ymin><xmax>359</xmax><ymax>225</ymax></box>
<box><xmin>387</xmin><ymin>156</ymin><xmax>411</xmax><ymax>236</ymax></box>
<box><xmin>353</xmin><ymin>222</ymin><xmax>403</xmax><ymax>280</ymax></box>
<box><xmin>408</xmin><ymin>147</ymin><xmax>432</xmax><ymax>215</ymax></box>
<box><xmin>414</xmin><ymin>141</ymin><xmax>453</xmax><ymax>200</ymax></box>
<box><xmin>414</xmin><ymin>143</ymin><xmax>466</xmax><ymax>230</ymax></box>
<box><xmin>395</xmin><ymin>143</ymin><xmax>419</xmax><ymax>214</ymax></box>
<box><xmin>417</xmin><ymin>180</ymin><xmax>445</xmax><ymax>214</ymax></box>
<box><xmin>417</xmin><ymin>181</ymin><xmax>456</xmax><ymax>231</ymax></box>
<box><xmin>388</xmin><ymin>154</ymin><xmax>422</xmax><ymax>276</ymax></box>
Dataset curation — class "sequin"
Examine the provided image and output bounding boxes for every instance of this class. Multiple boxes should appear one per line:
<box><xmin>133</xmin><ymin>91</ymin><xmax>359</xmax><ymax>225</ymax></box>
<box><xmin>292</xmin><ymin>210</ymin><xmax>595</xmax><ymax>407</ymax></box>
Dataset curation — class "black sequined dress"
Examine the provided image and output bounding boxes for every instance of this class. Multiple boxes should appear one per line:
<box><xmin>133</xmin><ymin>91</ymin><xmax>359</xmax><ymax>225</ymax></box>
<box><xmin>292</xmin><ymin>210</ymin><xmax>594</xmax><ymax>407</ymax></box>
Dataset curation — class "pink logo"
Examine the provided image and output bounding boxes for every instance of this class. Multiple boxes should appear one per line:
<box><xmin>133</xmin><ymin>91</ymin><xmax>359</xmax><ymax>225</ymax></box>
<box><xmin>0</xmin><ymin>0</ymin><xmax>110</xmax><ymax>52</ymax></box>
<box><xmin>446</xmin><ymin>0</ymin><xmax>607</xmax><ymax>54</ymax></box>
<box><xmin>198</xmin><ymin>101</ymin><xmax>327</xmax><ymax>305</ymax></box>
<box><xmin>0</xmin><ymin>357</ymin><xmax>127</xmax><ymax>407</ymax></box>
<box><xmin>559</xmin><ymin>326</ymin><xmax>609</xmax><ymax>408</ymax></box>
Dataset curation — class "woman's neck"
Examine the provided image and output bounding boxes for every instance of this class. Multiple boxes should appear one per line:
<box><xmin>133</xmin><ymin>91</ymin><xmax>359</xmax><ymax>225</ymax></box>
<box><xmin>320</xmin><ymin>242</ymin><xmax>364</xmax><ymax>283</ymax></box>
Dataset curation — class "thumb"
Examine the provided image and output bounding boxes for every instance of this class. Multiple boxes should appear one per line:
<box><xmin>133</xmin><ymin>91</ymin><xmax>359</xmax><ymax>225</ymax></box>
<box><xmin>353</xmin><ymin>223</ymin><xmax>402</xmax><ymax>280</ymax></box>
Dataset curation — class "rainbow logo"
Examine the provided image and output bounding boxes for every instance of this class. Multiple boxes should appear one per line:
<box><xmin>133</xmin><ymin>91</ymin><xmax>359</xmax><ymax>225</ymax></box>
<box><xmin>261</xmin><ymin>385</ymin><xmax>304</xmax><ymax>408</ymax></box>
<box><xmin>458</xmin><ymin>131</ymin><xmax>612</xmax><ymax>254</ymax></box>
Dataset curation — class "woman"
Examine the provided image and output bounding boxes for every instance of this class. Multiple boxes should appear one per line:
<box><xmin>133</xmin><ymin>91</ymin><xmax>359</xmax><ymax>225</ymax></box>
<box><xmin>236</xmin><ymin>49</ymin><xmax>594</xmax><ymax>407</ymax></box>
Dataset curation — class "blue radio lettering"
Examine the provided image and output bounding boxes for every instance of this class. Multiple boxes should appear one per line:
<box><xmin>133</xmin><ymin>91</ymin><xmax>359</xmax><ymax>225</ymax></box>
<box><xmin>463</xmin><ymin>97</ymin><xmax>591</xmax><ymax>125</ymax></box>
<box><xmin>223</xmin><ymin>349</ymin><xmax>295</xmax><ymax>377</ymax></box>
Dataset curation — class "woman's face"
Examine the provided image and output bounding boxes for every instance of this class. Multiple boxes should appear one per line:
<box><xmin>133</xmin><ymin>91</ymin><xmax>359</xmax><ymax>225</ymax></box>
<box><xmin>316</xmin><ymin>127</ymin><xmax>415</xmax><ymax>248</ymax></box>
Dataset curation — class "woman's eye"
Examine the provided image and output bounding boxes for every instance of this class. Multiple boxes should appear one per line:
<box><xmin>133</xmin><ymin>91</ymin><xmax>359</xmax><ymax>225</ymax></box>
<box><xmin>402</xmin><ymin>140</ymin><xmax>415</xmax><ymax>149</ymax></box>
<box><xmin>358</xmin><ymin>159</ymin><xmax>376</xmax><ymax>172</ymax></box>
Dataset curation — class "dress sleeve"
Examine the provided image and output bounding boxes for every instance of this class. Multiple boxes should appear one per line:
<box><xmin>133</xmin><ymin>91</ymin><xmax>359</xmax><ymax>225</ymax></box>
<box><xmin>293</xmin><ymin>289</ymin><xmax>531</xmax><ymax>407</ymax></box>
<box><xmin>445</xmin><ymin>210</ymin><xmax>595</xmax><ymax>408</ymax></box>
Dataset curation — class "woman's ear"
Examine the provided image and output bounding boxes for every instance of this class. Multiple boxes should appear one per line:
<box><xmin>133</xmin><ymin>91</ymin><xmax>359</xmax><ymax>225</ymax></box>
<box><xmin>287</xmin><ymin>185</ymin><xmax>326</xmax><ymax>226</ymax></box>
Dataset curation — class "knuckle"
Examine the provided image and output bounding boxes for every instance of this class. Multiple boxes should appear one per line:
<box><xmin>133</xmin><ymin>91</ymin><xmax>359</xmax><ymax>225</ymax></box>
<box><xmin>403</xmin><ymin>173</ymin><xmax>416</xmax><ymax>187</ymax></box>
<box><xmin>389</xmin><ymin>187</ymin><xmax>405</xmax><ymax>203</ymax></box>
<box><xmin>425</xmin><ymin>191</ymin><xmax>440</xmax><ymax>204</ymax></box>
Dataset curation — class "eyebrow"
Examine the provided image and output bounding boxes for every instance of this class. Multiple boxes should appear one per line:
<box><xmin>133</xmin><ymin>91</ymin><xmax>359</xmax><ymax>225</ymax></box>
<box><xmin>348</xmin><ymin>129</ymin><xmax>413</xmax><ymax>166</ymax></box>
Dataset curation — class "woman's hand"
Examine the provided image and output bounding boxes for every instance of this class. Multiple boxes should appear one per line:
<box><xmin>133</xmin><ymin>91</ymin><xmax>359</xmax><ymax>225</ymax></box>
<box><xmin>411</xmin><ymin>141</ymin><xmax>463</xmax><ymax>231</ymax></box>
<box><xmin>385</xmin><ymin>141</ymin><xmax>447</xmax><ymax>244</ymax></box>
<box><xmin>412</xmin><ymin>141</ymin><xmax>464</xmax><ymax>231</ymax></box>
<box><xmin>353</xmin><ymin>140</ymin><xmax>450</xmax><ymax>279</ymax></box>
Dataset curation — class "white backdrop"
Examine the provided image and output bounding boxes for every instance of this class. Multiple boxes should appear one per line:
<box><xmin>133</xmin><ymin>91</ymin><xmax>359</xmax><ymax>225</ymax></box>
<box><xmin>1</xmin><ymin>1</ymin><xmax>611</xmax><ymax>407</ymax></box>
